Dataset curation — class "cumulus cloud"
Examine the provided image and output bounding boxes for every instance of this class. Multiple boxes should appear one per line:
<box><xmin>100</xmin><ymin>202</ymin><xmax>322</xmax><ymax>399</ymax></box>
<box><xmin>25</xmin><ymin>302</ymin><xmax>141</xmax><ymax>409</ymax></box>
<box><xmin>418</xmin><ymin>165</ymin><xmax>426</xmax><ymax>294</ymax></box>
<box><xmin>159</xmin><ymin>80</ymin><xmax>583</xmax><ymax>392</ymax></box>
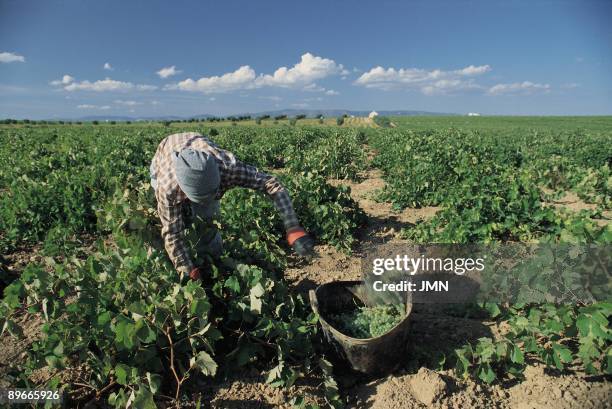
<box><xmin>157</xmin><ymin>65</ymin><xmax>181</xmax><ymax>79</ymax></box>
<box><xmin>103</xmin><ymin>62</ymin><xmax>113</xmax><ymax>71</ymax></box>
<box><xmin>53</xmin><ymin>77</ymin><xmax>157</xmax><ymax>92</ymax></box>
<box><xmin>354</xmin><ymin>64</ymin><xmax>491</xmax><ymax>94</ymax></box>
<box><xmin>456</xmin><ymin>65</ymin><xmax>492</xmax><ymax>75</ymax></box>
<box><xmin>487</xmin><ymin>81</ymin><xmax>550</xmax><ymax>95</ymax></box>
<box><xmin>166</xmin><ymin>53</ymin><xmax>345</xmax><ymax>94</ymax></box>
<box><xmin>255</xmin><ymin>53</ymin><xmax>346</xmax><ymax>87</ymax></box>
<box><xmin>50</xmin><ymin>74</ymin><xmax>75</xmax><ymax>86</ymax></box>
<box><xmin>0</xmin><ymin>51</ymin><xmax>25</xmax><ymax>63</ymax></box>
<box><xmin>77</xmin><ymin>104</ymin><xmax>111</xmax><ymax>110</ymax></box>
<box><xmin>168</xmin><ymin>65</ymin><xmax>256</xmax><ymax>93</ymax></box>
<box><xmin>325</xmin><ymin>89</ymin><xmax>339</xmax><ymax>95</ymax></box>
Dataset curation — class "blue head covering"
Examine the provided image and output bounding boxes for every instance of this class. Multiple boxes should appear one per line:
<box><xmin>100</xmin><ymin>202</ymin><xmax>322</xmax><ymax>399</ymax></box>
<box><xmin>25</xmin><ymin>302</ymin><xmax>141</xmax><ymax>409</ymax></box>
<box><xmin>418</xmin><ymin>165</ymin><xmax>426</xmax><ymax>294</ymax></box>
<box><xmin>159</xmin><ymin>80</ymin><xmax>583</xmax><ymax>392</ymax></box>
<box><xmin>173</xmin><ymin>148</ymin><xmax>220</xmax><ymax>203</ymax></box>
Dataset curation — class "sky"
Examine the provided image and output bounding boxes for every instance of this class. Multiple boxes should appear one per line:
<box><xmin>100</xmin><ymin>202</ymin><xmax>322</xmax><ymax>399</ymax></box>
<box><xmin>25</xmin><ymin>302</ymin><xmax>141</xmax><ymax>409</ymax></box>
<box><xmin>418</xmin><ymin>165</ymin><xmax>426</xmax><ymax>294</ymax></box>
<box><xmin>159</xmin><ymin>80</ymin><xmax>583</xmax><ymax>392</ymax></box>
<box><xmin>0</xmin><ymin>0</ymin><xmax>611</xmax><ymax>118</ymax></box>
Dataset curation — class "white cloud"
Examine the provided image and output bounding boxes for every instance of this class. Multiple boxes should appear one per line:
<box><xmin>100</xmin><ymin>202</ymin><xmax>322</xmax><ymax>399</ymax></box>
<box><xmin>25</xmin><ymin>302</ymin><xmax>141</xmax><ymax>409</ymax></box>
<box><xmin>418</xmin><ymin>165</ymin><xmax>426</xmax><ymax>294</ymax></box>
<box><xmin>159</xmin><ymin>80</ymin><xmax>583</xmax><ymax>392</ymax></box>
<box><xmin>303</xmin><ymin>83</ymin><xmax>326</xmax><ymax>92</ymax></box>
<box><xmin>169</xmin><ymin>65</ymin><xmax>256</xmax><ymax>93</ymax></box>
<box><xmin>151</xmin><ymin>100</ymin><xmax>161</xmax><ymax>105</ymax></box>
<box><xmin>354</xmin><ymin>64</ymin><xmax>491</xmax><ymax>94</ymax></box>
<box><xmin>422</xmin><ymin>79</ymin><xmax>482</xmax><ymax>96</ymax></box>
<box><xmin>166</xmin><ymin>53</ymin><xmax>345</xmax><ymax>94</ymax></box>
<box><xmin>77</xmin><ymin>104</ymin><xmax>111</xmax><ymax>110</ymax></box>
<box><xmin>114</xmin><ymin>99</ymin><xmax>141</xmax><ymax>106</ymax></box>
<box><xmin>487</xmin><ymin>81</ymin><xmax>551</xmax><ymax>95</ymax></box>
<box><xmin>255</xmin><ymin>53</ymin><xmax>345</xmax><ymax>87</ymax></box>
<box><xmin>58</xmin><ymin>77</ymin><xmax>157</xmax><ymax>92</ymax></box>
<box><xmin>157</xmin><ymin>65</ymin><xmax>181</xmax><ymax>79</ymax></box>
<box><xmin>456</xmin><ymin>65</ymin><xmax>492</xmax><ymax>76</ymax></box>
<box><xmin>103</xmin><ymin>62</ymin><xmax>113</xmax><ymax>71</ymax></box>
<box><xmin>136</xmin><ymin>84</ymin><xmax>158</xmax><ymax>91</ymax></box>
<box><xmin>0</xmin><ymin>51</ymin><xmax>25</xmax><ymax>63</ymax></box>
<box><xmin>325</xmin><ymin>89</ymin><xmax>339</xmax><ymax>95</ymax></box>
<box><xmin>259</xmin><ymin>96</ymin><xmax>282</xmax><ymax>102</ymax></box>
<box><xmin>50</xmin><ymin>74</ymin><xmax>74</xmax><ymax>86</ymax></box>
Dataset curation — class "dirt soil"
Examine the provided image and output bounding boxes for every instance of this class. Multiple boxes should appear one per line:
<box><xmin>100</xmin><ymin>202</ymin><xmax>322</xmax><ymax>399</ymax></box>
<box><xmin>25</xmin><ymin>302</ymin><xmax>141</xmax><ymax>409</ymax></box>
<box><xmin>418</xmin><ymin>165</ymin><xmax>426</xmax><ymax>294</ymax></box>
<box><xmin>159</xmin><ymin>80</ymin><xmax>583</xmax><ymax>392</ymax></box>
<box><xmin>544</xmin><ymin>190</ymin><xmax>611</xmax><ymax>226</ymax></box>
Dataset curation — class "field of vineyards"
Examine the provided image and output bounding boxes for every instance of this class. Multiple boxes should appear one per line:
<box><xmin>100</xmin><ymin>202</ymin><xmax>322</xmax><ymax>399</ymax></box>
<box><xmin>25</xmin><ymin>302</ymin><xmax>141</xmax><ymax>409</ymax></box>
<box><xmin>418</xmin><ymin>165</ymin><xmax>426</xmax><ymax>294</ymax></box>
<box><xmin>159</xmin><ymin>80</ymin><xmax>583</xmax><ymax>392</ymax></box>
<box><xmin>0</xmin><ymin>117</ymin><xmax>610</xmax><ymax>408</ymax></box>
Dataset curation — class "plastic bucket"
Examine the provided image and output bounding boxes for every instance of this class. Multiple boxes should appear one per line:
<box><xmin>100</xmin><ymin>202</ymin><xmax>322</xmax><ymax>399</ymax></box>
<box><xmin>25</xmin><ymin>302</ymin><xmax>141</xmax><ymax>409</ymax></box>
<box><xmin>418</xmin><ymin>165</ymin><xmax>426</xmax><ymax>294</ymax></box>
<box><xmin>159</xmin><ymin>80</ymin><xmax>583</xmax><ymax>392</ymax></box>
<box><xmin>309</xmin><ymin>280</ymin><xmax>412</xmax><ymax>375</ymax></box>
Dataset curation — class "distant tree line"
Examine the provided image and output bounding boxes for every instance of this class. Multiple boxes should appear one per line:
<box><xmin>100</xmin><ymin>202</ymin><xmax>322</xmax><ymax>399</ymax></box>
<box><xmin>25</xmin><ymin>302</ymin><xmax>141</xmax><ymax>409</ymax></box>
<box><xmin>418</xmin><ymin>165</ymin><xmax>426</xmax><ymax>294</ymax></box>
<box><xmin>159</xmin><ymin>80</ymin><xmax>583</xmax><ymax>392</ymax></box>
<box><xmin>1</xmin><ymin>113</ymin><xmax>322</xmax><ymax>126</ymax></box>
<box><xmin>0</xmin><ymin>119</ymin><xmax>85</xmax><ymax>125</ymax></box>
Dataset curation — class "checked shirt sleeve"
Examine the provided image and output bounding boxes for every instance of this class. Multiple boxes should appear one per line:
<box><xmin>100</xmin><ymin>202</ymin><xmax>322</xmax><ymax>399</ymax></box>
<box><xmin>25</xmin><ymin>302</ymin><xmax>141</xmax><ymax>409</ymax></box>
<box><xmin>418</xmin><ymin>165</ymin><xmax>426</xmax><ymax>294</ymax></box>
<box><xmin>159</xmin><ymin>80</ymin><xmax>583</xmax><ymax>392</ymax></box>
<box><xmin>157</xmin><ymin>201</ymin><xmax>195</xmax><ymax>274</ymax></box>
<box><xmin>228</xmin><ymin>160</ymin><xmax>300</xmax><ymax>229</ymax></box>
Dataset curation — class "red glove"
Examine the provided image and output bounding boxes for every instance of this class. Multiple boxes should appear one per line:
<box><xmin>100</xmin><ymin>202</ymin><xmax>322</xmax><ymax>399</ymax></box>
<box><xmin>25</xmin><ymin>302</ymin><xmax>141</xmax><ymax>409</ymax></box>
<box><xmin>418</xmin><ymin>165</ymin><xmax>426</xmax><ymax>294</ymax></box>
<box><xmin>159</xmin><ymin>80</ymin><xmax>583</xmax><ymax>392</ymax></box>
<box><xmin>189</xmin><ymin>267</ymin><xmax>202</xmax><ymax>281</ymax></box>
<box><xmin>286</xmin><ymin>226</ymin><xmax>307</xmax><ymax>246</ymax></box>
<box><xmin>287</xmin><ymin>227</ymin><xmax>314</xmax><ymax>256</ymax></box>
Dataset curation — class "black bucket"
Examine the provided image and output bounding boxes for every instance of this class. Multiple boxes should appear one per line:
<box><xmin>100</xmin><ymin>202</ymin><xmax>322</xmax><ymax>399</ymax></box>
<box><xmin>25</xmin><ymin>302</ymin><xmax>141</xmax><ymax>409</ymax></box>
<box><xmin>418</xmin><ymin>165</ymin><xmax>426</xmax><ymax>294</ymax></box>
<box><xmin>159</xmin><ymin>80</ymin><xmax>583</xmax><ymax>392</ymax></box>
<box><xmin>309</xmin><ymin>280</ymin><xmax>412</xmax><ymax>375</ymax></box>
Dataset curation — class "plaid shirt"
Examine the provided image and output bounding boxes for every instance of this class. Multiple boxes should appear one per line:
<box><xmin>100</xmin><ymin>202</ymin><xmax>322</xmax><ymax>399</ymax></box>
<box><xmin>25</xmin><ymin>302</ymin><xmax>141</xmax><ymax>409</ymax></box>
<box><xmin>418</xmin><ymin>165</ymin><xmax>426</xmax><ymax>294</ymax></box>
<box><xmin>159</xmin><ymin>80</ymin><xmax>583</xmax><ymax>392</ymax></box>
<box><xmin>151</xmin><ymin>132</ymin><xmax>299</xmax><ymax>273</ymax></box>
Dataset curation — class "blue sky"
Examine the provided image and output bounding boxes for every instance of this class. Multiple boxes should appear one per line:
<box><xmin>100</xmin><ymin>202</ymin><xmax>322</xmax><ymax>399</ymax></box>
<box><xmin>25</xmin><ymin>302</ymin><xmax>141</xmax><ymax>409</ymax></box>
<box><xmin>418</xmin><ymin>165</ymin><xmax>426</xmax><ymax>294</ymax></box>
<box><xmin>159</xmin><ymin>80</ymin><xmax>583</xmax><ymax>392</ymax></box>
<box><xmin>1</xmin><ymin>0</ymin><xmax>611</xmax><ymax>118</ymax></box>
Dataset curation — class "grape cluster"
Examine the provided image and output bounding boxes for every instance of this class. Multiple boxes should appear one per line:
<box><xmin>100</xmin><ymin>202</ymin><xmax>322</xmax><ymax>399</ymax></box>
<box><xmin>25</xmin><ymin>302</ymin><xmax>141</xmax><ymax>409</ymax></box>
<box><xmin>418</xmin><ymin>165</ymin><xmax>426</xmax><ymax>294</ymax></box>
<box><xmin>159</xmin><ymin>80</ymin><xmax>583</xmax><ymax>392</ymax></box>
<box><xmin>328</xmin><ymin>304</ymin><xmax>405</xmax><ymax>339</ymax></box>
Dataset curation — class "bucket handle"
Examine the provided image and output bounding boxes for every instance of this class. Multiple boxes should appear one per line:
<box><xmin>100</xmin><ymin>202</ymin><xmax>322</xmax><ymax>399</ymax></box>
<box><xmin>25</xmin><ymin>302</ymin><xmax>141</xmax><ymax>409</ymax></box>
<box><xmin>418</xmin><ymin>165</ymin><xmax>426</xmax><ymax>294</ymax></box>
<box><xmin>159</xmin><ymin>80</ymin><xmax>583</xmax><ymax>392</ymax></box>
<box><xmin>309</xmin><ymin>289</ymin><xmax>320</xmax><ymax>315</ymax></box>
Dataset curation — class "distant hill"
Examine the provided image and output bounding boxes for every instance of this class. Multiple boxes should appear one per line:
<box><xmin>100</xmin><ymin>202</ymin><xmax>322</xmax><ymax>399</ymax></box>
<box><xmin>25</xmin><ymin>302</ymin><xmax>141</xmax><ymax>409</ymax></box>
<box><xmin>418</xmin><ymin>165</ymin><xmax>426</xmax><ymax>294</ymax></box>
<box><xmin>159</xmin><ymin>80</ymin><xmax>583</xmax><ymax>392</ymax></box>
<box><xmin>74</xmin><ymin>115</ymin><xmax>199</xmax><ymax>122</ymax></box>
<box><xmin>49</xmin><ymin>109</ymin><xmax>455</xmax><ymax>122</ymax></box>
<box><xmin>239</xmin><ymin>109</ymin><xmax>455</xmax><ymax>118</ymax></box>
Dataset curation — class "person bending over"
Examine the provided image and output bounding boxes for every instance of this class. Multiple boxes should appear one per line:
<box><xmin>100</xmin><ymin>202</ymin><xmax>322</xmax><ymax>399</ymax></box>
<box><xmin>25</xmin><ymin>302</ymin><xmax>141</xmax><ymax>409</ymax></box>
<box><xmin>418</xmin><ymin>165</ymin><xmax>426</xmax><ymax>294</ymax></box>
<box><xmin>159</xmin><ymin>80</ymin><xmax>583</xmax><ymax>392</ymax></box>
<box><xmin>150</xmin><ymin>132</ymin><xmax>314</xmax><ymax>281</ymax></box>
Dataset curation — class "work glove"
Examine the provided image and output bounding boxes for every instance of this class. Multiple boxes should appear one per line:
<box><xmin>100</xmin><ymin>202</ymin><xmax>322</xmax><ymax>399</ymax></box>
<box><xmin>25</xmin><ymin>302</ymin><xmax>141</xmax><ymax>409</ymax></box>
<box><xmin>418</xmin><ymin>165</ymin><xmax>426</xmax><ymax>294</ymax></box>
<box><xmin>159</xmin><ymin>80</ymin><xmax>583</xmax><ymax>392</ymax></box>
<box><xmin>188</xmin><ymin>267</ymin><xmax>202</xmax><ymax>281</ymax></box>
<box><xmin>286</xmin><ymin>226</ymin><xmax>315</xmax><ymax>257</ymax></box>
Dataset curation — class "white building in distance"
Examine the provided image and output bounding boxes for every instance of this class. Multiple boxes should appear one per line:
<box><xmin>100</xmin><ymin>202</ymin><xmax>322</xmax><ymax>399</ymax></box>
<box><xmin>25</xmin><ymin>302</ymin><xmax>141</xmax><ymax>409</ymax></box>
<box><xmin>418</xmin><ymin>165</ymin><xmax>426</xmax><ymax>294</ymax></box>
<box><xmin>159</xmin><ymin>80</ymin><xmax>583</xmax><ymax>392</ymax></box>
<box><xmin>368</xmin><ymin>111</ymin><xmax>379</xmax><ymax>118</ymax></box>
<box><xmin>467</xmin><ymin>112</ymin><xmax>481</xmax><ymax>116</ymax></box>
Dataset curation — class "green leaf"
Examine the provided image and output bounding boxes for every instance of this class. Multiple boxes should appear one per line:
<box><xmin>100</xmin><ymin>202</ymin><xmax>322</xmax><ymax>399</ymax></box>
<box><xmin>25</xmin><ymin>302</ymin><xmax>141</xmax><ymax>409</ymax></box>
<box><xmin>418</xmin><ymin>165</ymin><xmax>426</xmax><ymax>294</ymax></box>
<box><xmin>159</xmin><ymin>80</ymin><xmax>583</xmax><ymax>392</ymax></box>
<box><xmin>135</xmin><ymin>320</ymin><xmax>156</xmax><ymax>343</ymax></box>
<box><xmin>250</xmin><ymin>283</ymin><xmax>265</xmax><ymax>314</ymax></box>
<box><xmin>97</xmin><ymin>311</ymin><xmax>111</xmax><ymax>326</ymax></box>
<box><xmin>146</xmin><ymin>372</ymin><xmax>162</xmax><ymax>395</ymax></box>
<box><xmin>224</xmin><ymin>276</ymin><xmax>240</xmax><ymax>293</ymax></box>
<box><xmin>478</xmin><ymin>363</ymin><xmax>496</xmax><ymax>383</ymax></box>
<box><xmin>52</xmin><ymin>341</ymin><xmax>64</xmax><ymax>356</ymax></box>
<box><xmin>552</xmin><ymin>343</ymin><xmax>572</xmax><ymax>369</ymax></box>
<box><xmin>266</xmin><ymin>361</ymin><xmax>284</xmax><ymax>384</ymax></box>
<box><xmin>484</xmin><ymin>303</ymin><xmax>501</xmax><ymax>318</ymax></box>
<box><xmin>128</xmin><ymin>301</ymin><xmax>146</xmax><ymax>320</ymax></box>
<box><xmin>511</xmin><ymin>344</ymin><xmax>524</xmax><ymax>364</ymax></box>
<box><xmin>190</xmin><ymin>298</ymin><xmax>210</xmax><ymax>317</ymax></box>
<box><xmin>132</xmin><ymin>385</ymin><xmax>157</xmax><ymax>409</ymax></box>
<box><xmin>115</xmin><ymin>363</ymin><xmax>129</xmax><ymax>386</ymax></box>
<box><xmin>190</xmin><ymin>351</ymin><xmax>217</xmax><ymax>376</ymax></box>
